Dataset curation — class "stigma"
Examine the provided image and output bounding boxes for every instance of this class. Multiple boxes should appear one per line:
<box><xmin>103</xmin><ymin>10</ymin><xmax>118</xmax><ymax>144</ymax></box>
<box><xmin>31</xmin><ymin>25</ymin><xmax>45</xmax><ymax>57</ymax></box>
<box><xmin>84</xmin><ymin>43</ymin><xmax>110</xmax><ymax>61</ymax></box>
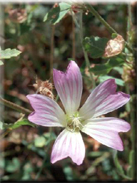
<box><xmin>66</xmin><ymin>113</ymin><xmax>83</xmax><ymax>132</ymax></box>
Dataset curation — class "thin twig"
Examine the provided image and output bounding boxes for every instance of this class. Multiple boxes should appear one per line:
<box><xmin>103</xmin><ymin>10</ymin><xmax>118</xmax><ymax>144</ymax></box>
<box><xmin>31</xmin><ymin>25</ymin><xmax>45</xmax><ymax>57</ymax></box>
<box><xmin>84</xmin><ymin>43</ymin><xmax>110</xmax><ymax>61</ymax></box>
<box><xmin>72</xmin><ymin>18</ymin><xmax>75</xmax><ymax>60</ymax></box>
<box><xmin>0</xmin><ymin>97</ymin><xmax>32</xmax><ymax>114</ymax></box>
<box><xmin>127</xmin><ymin>3</ymin><xmax>135</xmax><ymax>180</ymax></box>
<box><xmin>35</xmin><ymin>127</ymin><xmax>52</xmax><ymax>180</ymax></box>
<box><xmin>50</xmin><ymin>25</ymin><xmax>55</xmax><ymax>80</ymax></box>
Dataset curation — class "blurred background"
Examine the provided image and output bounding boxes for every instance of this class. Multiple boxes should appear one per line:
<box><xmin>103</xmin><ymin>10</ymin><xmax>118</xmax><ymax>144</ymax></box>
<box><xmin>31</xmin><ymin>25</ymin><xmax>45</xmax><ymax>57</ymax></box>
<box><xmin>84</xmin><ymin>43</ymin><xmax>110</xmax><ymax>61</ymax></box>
<box><xmin>0</xmin><ymin>2</ymin><xmax>136</xmax><ymax>181</ymax></box>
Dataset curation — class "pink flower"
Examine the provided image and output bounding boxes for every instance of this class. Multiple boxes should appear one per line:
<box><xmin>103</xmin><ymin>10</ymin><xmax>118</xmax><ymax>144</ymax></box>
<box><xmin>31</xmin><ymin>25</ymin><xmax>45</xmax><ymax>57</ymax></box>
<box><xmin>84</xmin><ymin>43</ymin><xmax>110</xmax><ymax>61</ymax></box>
<box><xmin>27</xmin><ymin>61</ymin><xmax>131</xmax><ymax>165</ymax></box>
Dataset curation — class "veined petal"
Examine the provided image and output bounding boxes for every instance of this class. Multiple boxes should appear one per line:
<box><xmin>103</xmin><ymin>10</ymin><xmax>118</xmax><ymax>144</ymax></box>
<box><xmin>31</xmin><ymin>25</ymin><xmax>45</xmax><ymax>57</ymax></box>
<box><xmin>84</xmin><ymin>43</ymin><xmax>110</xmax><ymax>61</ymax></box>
<box><xmin>79</xmin><ymin>79</ymin><xmax>130</xmax><ymax>119</ymax></box>
<box><xmin>51</xmin><ymin>129</ymin><xmax>85</xmax><ymax>165</ymax></box>
<box><xmin>27</xmin><ymin>94</ymin><xmax>66</xmax><ymax>127</ymax></box>
<box><xmin>53</xmin><ymin>61</ymin><xmax>83</xmax><ymax>115</ymax></box>
<box><xmin>82</xmin><ymin>117</ymin><xmax>131</xmax><ymax>151</ymax></box>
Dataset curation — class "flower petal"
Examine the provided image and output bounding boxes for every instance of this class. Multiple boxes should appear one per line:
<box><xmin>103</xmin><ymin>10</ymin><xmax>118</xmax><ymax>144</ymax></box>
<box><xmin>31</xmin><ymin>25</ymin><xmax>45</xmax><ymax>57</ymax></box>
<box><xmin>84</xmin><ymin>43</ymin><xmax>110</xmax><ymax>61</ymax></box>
<box><xmin>82</xmin><ymin>117</ymin><xmax>131</xmax><ymax>151</ymax></box>
<box><xmin>53</xmin><ymin>61</ymin><xmax>83</xmax><ymax>115</ymax></box>
<box><xmin>27</xmin><ymin>94</ymin><xmax>66</xmax><ymax>127</ymax></box>
<box><xmin>79</xmin><ymin>79</ymin><xmax>130</xmax><ymax>119</ymax></box>
<box><xmin>51</xmin><ymin>129</ymin><xmax>85</xmax><ymax>165</ymax></box>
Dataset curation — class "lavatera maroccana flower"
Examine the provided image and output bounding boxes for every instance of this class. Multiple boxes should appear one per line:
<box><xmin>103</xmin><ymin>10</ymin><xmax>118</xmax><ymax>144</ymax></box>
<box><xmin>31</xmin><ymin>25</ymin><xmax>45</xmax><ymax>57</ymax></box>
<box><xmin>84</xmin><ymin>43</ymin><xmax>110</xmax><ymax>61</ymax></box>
<box><xmin>27</xmin><ymin>61</ymin><xmax>131</xmax><ymax>165</ymax></box>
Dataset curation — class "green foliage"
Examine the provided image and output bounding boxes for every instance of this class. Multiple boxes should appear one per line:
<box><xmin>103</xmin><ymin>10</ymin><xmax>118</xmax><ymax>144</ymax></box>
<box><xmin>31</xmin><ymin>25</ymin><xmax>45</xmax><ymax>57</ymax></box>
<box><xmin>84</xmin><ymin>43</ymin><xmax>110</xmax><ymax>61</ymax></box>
<box><xmin>83</xmin><ymin>36</ymin><xmax>108</xmax><ymax>58</ymax></box>
<box><xmin>0</xmin><ymin>48</ymin><xmax>21</xmax><ymax>60</ymax></box>
<box><xmin>63</xmin><ymin>166</ymin><xmax>75</xmax><ymax>181</ymax></box>
<box><xmin>88</xmin><ymin>151</ymin><xmax>105</xmax><ymax>157</ymax></box>
<box><xmin>34</xmin><ymin>136</ymin><xmax>46</xmax><ymax>147</ymax></box>
<box><xmin>113</xmin><ymin>151</ymin><xmax>125</xmax><ymax>176</ymax></box>
<box><xmin>90</xmin><ymin>55</ymin><xmax>124</xmax><ymax>75</ymax></box>
<box><xmin>43</xmin><ymin>2</ymin><xmax>71</xmax><ymax>24</ymax></box>
<box><xmin>6</xmin><ymin>158</ymin><xmax>20</xmax><ymax>173</ymax></box>
<box><xmin>0</xmin><ymin>119</ymin><xmax>35</xmax><ymax>130</ymax></box>
<box><xmin>113</xmin><ymin>66</ymin><xmax>123</xmax><ymax>74</ymax></box>
<box><xmin>127</xmin><ymin>150</ymin><xmax>135</xmax><ymax>178</ymax></box>
<box><xmin>0</xmin><ymin>158</ymin><xmax>5</xmax><ymax>169</ymax></box>
<box><xmin>111</xmin><ymin>33</ymin><xmax>118</xmax><ymax>38</ymax></box>
<box><xmin>0</xmin><ymin>121</ymin><xmax>4</xmax><ymax>129</ymax></box>
<box><xmin>9</xmin><ymin>118</ymin><xmax>35</xmax><ymax>130</ymax></box>
<box><xmin>99</xmin><ymin>76</ymin><xmax>124</xmax><ymax>86</ymax></box>
<box><xmin>86</xmin><ymin>152</ymin><xmax>110</xmax><ymax>176</ymax></box>
<box><xmin>43</xmin><ymin>132</ymin><xmax>56</xmax><ymax>145</ymax></box>
<box><xmin>0</xmin><ymin>60</ymin><xmax>3</xmax><ymax>65</ymax></box>
<box><xmin>113</xmin><ymin>150</ymin><xmax>132</xmax><ymax>180</ymax></box>
<box><xmin>21</xmin><ymin>162</ymin><xmax>33</xmax><ymax>180</ymax></box>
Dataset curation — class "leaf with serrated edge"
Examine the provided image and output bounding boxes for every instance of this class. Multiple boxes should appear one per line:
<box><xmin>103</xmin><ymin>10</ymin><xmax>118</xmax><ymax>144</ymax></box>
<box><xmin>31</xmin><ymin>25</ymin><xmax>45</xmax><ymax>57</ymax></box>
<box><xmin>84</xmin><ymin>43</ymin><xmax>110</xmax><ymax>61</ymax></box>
<box><xmin>0</xmin><ymin>48</ymin><xmax>21</xmax><ymax>59</ymax></box>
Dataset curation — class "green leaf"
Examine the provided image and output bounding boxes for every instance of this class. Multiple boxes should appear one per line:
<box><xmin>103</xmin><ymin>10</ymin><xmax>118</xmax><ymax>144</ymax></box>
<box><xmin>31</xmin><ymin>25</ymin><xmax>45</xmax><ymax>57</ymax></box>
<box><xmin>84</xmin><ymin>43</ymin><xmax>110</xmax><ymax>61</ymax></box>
<box><xmin>0</xmin><ymin>121</ymin><xmax>4</xmax><ymax>130</ymax></box>
<box><xmin>127</xmin><ymin>150</ymin><xmax>135</xmax><ymax>178</ymax></box>
<box><xmin>43</xmin><ymin>2</ymin><xmax>71</xmax><ymax>24</ymax></box>
<box><xmin>90</xmin><ymin>61</ymin><xmax>110</xmax><ymax>75</ymax></box>
<box><xmin>90</xmin><ymin>55</ymin><xmax>124</xmax><ymax>75</ymax></box>
<box><xmin>99</xmin><ymin>76</ymin><xmax>124</xmax><ymax>86</ymax></box>
<box><xmin>0</xmin><ymin>48</ymin><xmax>21</xmax><ymax>59</ymax></box>
<box><xmin>113</xmin><ymin>66</ymin><xmax>123</xmax><ymax>74</ymax></box>
<box><xmin>107</xmin><ymin>55</ymin><xmax>124</xmax><ymax>67</ymax></box>
<box><xmin>113</xmin><ymin>150</ymin><xmax>132</xmax><ymax>180</ymax></box>
<box><xmin>88</xmin><ymin>151</ymin><xmax>105</xmax><ymax>157</ymax></box>
<box><xmin>127</xmin><ymin>166</ymin><xmax>132</xmax><ymax>178</ymax></box>
<box><xmin>8</xmin><ymin>119</ymin><xmax>35</xmax><ymax>130</ymax></box>
<box><xmin>0</xmin><ymin>60</ymin><xmax>3</xmax><ymax>65</ymax></box>
<box><xmin>34</xmin><ymin>136</ymin><xmax>46</xmax><ymax>147</ymax></box>
<box><xmin>129</xmin><ymin>150</ymin><xmax>135</xmax><ymax>165</ymax></box>
<box><xmin>111</xmin><ymin>33</ymin><xmax>118</xmax><ymax>39</ymax></box>
<box><xmin>21</xmin><ymin>162</ymin><xmax>33</xmax><ymax>180</ymax></box>
<box><xmin>113</xmin><ymin>150</ymin><xmax>125</xmax><ymax>175</ymax></box>
<box><xmin>63</xmin><ymin>166</ymin><xmax>74</xmax><ymax>181</ymax></box>
<box><xmin>6</xmin><ymin>158</ymin><xmax>20</xmax><ymax>173</ymax></box>
<box><xmin>1</xmin><ymin>119</ymin><xmax>35</xmax><ymax>130</ymax></box>
<box><xmin>0</xmin><ymin>158</ymin><xmax>5</xmax><ymax>169</ymax></box>
<box><xmin>83</xmin><ymin>36</ymin><xmax>108</xmax><ymax>58</ymax></box>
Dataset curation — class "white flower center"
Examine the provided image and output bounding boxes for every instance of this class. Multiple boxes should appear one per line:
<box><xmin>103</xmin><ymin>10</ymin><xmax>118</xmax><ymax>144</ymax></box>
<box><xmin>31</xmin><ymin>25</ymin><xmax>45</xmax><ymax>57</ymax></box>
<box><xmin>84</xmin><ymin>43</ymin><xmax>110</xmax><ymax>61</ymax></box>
<box><xmin>66</xmin><ymin>112</ymin><xmax>83</xmax><ymax>132</ymax></box>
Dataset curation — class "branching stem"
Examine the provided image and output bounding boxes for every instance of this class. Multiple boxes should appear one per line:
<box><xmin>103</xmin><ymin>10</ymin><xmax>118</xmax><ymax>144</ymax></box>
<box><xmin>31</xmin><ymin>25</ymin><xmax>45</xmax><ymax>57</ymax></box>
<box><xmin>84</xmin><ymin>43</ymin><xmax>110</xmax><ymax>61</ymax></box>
<box><xmin>0</xmin><ymin>97</ymin><xmax>31</xmax><ymax>114</ymax></box>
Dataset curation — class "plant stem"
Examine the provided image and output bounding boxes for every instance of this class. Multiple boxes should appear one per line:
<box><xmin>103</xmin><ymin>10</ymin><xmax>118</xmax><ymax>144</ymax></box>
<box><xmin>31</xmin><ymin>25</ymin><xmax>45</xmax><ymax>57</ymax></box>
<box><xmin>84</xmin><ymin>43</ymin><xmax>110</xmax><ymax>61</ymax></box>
<box><xmin>72</xmin><ymin>17</ymin><xmax>76</xmax><ymax>59</ymax></box>
<box><xmin>86</xmin><ymin>4</ymin><xmax>133</xmax><ymax>53</ymax></box>
<box><xmin>127</xmin><ymin>3</ymin><xmax>135</xmax><ymax>180</ymax></box>
<box><xmin>86</xmin><ymin>152</ymin><xmax>110</xmax><ymax>175</ymax></box>
<box><xmin>50</xmin><ymin>25</ymin><xmax>55</xmax><ymax>80</ymax></box>
<box><xmin>35</xmin><ymin>127</ymin><xmax>52</xmax><ymax>180</ymax></box>
<box><xmin>86</xmin><ymin>4</ymin><xmax>116</xmax><ymax>33</ymax></box>
<box><xmin>0</xmin><ymin>129</ymin><xmax>11</xmax><ymax>140</ymax></box>
<box><xmin>17</xmin><ymin>24</ymin><xmax>21</xmax><ymax>37</ymax></box>
<box><xmin>0</xmin><ymin>97</ymin><xmax>32</xmax><ymax>114</ymax></box>
<box><xmin>125</xmin><ymin>85</ymin><xmax>130</xmax><ymax>113</ymax></box>
<box><xmin>79</xmin><ymin>11</ymin><xmax>96</xmax><ymax>88</ymax></box>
